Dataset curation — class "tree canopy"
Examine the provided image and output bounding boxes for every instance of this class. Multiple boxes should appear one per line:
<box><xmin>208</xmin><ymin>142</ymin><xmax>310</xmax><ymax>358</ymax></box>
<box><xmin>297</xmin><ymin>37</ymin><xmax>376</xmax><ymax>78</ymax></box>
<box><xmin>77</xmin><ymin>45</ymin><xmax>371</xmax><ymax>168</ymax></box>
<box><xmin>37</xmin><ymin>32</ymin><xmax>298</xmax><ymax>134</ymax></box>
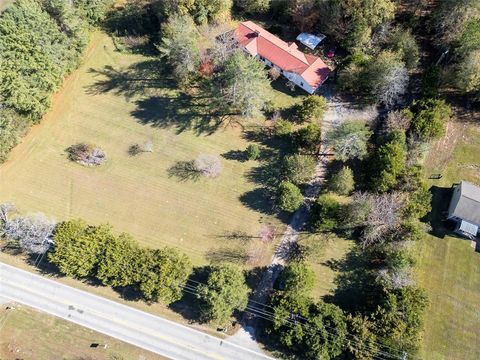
<box><xmin>196</xmin><ymin>264</ymin><xmax>249</xmax><ymax>326</ymax></box>
<box><xmin>327</xmin><ymin>121</ymin><xmax>372</xmax><ymax>161</ymax></box>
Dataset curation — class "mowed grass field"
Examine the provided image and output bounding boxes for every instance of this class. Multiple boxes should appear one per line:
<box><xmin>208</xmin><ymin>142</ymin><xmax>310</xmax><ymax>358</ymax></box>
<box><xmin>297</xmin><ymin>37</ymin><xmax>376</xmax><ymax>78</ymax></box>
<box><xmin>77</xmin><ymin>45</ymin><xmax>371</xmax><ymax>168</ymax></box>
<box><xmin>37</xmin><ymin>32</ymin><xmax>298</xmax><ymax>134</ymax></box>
<box><xmin>415</xmin><ymin>120</ymin><xmax>480</xmax><ymax>359</ymax></box>
<box><xmin>0</xmin><ymin>304</ymin><xmax>165</xmax><ymax>360</ymax></box>
<box><xmin>0</xmin><ymin>32</ymin><xmax>299</xmax><ymax>266</ymax></box>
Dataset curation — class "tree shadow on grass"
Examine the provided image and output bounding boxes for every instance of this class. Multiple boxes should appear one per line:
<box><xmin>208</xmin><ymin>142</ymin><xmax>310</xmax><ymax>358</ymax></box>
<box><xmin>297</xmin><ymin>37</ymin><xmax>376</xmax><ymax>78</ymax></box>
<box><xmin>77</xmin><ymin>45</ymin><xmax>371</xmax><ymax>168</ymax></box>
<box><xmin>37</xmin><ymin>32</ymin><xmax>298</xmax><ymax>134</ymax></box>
<box><xmin>87</xmin><ymin>60</ymin><xmax>175</xmax><ymax>98</ymax></box>
<box><xmin>323</xmin><ymin>246</ymin><xmax>381</xmax><ymax>314</ymax></box>
<box><xmin>205</xmin><ymin>247</ymin><xmax>249</xmax><ymax>265</ymax></box>
<box><xmin>428</xmin><ymin>185</ymin><xmax>455</xmax><ymax>239</ymax></box>
<box><xmin>239</xmin><ymin>187</ymin><xmax>275</xmax><ymax>215</ymax></box>
<box><xmin>132</xmin><ymin>95</ymin><xmax>224</xmax><ymax>135</ymax></box>
<box><xmin>167</xmin><ymin>161</ymin><xmax>201</xmax><ymax>182</ymax></box>
<box><xmin>169</xmin><ymin>266</ymin><xmax>211</xmax><ymax>323</ymax></box>
<box><xmin>221</xmin><ymin>149</ymin><xmax>247</xmax><ymax>162</ymax></box>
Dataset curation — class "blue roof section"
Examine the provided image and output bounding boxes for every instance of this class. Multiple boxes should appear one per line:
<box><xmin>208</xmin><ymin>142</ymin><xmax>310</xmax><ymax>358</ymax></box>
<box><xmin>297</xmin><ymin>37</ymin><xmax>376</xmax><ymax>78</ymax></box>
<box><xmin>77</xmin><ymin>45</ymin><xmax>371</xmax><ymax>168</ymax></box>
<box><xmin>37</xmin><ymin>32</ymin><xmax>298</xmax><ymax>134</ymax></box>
<box><xmin>296</xmin><ymin>33</ymin><xmax>326</xmax><ymax>50</ymax></box>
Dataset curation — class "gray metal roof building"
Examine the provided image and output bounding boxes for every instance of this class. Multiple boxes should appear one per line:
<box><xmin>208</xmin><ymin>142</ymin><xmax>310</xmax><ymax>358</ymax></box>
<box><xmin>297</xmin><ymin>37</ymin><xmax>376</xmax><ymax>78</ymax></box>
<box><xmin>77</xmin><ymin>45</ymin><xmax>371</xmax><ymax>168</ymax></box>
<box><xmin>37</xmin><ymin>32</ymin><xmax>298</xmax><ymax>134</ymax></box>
<box><xmin>447</xmin><ymin>181</ymin><xmax>480</xmax><ymax>237</ymax></box>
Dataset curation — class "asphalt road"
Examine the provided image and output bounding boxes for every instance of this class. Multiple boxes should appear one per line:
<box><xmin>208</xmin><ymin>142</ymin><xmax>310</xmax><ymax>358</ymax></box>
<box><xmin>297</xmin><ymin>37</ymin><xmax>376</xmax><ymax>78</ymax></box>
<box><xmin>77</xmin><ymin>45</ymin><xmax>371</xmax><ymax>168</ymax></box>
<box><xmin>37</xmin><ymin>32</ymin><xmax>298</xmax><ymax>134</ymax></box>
<box><xmin>0</xmin><ymin>262</ymin><xmax>274</xmax><ymax>360</ymax></box>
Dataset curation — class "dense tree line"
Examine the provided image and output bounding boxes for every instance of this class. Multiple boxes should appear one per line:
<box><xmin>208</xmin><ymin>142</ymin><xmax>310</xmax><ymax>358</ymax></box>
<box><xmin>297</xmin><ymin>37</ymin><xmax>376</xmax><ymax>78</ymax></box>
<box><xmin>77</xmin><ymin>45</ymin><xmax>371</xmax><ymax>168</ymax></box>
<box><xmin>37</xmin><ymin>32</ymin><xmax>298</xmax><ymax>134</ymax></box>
<box><xmin>0</xmin><ymin>0</ymin><xmax>112</xmax><ymax>163</ymax></box>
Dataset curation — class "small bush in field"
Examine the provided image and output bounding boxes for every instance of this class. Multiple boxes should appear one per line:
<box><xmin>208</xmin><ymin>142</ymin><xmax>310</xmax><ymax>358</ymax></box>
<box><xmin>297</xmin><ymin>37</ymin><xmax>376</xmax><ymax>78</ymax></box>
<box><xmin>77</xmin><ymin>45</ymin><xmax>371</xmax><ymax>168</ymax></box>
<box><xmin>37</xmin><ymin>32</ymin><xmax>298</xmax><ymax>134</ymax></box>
<box><xmin>245</xmin><ymin>144</ymin><xmax>261</xmax><ymax>160</ymax></box>
<box><xmin>67</xmin><ymin>143</ymin><xmax>106</xmax><ymax>166</ymax></box>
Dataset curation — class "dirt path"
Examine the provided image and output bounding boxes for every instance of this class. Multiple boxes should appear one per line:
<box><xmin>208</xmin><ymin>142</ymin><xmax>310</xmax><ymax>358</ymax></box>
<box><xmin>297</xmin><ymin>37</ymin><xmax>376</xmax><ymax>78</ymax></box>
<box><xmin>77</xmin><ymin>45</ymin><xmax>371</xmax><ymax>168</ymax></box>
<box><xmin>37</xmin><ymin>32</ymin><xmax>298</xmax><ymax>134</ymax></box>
<box><xmin>229</xmin><ymin>91</ymin><xmax>378</xmax><ymax>350</ymax></box>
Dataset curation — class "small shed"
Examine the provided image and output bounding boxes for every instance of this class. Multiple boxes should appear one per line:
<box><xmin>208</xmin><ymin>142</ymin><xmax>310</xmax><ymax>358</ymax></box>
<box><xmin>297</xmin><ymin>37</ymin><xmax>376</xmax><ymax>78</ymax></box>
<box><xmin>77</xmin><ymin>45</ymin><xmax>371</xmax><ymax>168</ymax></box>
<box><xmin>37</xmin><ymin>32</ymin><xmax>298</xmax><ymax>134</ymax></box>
<box><xmin>296</xmin><ymin>33</ymin><xmax>326</xmax><ymax>50</ymax></box>
<box><xmin>447</xmin><ymin>181</ymin><xmax>480</xmax><ymax>238</ymax></box>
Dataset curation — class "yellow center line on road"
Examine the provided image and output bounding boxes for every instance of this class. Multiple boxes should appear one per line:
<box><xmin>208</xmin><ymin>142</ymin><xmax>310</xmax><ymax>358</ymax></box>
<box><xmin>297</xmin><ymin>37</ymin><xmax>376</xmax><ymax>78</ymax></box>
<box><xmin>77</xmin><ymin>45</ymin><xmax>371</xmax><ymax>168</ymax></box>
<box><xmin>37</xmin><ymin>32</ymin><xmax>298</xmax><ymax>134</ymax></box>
<box><xmin>1</xmin><ymin>279</ymin><xmax>226</xmax><ymax>360</ymax></box>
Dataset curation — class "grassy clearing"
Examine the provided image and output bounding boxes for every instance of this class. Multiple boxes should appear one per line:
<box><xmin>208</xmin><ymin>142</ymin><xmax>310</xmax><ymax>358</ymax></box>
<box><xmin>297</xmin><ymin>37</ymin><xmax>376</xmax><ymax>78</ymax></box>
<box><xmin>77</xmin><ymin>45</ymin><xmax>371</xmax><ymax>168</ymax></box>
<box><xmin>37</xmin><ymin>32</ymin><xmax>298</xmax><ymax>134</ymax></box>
<box><xmin>0</xmin><ymin>31</ymin><xmax>304</xmax><ymax>267</ymax></box>
<box><xmin>0</xmin><ymin>304</ymin><xmax>165</xmax><ymax>360</ymax></box>
<box><xmin>304</xmin><ymin>233</ymin><xmax>355</xmax><ymax>300</ymax></box>
<box><xmin>415</xmin><ymin>121</ymin><xmax>480</xmax><ymax>360</ymax></box>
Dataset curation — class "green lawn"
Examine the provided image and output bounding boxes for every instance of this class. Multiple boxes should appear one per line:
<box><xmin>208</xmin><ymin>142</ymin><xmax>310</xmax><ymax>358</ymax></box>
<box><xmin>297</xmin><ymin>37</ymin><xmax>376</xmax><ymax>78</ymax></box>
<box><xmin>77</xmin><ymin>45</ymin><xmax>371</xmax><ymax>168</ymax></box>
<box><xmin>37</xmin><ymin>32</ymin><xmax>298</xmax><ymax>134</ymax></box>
<box><xmin>415</xmin><ymin>122</ymin><xmax>480</xmax><ymax>359</ymax></box>
<box><xmin>0</xmin><ymin>31</ymin><xmax>302</xmax><ymax>267</ymax></box>
<box><xmin>0</xmin><ymin>305</ymin><xmax>165</xmax><ymax>360</ymax></box>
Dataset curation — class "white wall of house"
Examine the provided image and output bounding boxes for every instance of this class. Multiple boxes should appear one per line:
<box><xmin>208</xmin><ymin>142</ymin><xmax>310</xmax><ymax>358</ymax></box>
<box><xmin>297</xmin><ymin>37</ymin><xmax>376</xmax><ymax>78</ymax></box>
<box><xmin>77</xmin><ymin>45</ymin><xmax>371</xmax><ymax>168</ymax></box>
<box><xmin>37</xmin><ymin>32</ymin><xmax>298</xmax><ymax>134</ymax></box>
<box><xmin>254</xmin><ymin>54</ymin><xmax>316</xmax><ymax>94</ymax></box>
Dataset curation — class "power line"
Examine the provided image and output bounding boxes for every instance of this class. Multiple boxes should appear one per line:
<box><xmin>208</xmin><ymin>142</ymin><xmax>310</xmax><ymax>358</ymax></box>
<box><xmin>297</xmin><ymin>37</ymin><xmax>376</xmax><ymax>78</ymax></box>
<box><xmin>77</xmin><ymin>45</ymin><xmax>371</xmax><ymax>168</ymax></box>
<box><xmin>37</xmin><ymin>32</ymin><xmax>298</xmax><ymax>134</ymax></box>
<box><xmin>179</xmin><ymin>281</ymin><xmax>405</xmax><ymax>360</ymax></box>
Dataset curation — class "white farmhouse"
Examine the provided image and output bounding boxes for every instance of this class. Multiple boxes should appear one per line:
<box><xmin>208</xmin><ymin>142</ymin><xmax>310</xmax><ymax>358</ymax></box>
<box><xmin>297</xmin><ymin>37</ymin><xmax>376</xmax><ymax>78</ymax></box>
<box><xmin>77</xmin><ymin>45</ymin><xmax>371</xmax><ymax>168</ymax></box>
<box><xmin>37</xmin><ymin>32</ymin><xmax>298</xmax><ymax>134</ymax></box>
<box><xmin>235</xmin><ymin>21</ymin><xmax>330</xmax><ymax>94</ymax></box>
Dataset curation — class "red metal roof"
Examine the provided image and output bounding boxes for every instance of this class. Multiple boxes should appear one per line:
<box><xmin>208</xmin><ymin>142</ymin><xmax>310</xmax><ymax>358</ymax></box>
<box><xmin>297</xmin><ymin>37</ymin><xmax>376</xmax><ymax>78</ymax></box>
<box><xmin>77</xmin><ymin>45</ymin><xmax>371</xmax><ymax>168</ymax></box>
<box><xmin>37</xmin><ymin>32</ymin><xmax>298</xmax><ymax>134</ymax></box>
<box><xmin>236</xmin><ymin>21</ymin><xmax>330</xmax><ymax>89</ymax></box>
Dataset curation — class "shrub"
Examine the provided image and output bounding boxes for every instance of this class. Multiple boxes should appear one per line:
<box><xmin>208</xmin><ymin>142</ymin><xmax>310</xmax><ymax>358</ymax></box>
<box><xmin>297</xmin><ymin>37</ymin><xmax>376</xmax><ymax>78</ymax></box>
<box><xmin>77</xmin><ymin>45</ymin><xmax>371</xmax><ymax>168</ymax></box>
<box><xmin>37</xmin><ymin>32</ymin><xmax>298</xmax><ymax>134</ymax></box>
<box><xmin>329</xmin><ymin>166</ymin><xmax>355</xmax><ymax>195</ymax></box>
<box><xmin>194</xmin><ymin>154</ymin><xmax>222</xmax><ymax>178</ymax></box>
<box><xmin>275</xmin><ymin>119</ymin><xmax>294</xmax><ymax>137</ymax></box>
<box><xmin>245</xmin><ymin>144</ymin><xmax>260</xmax><ymax>160</ymax></box>
<box><xmin>66</xmin><ymin>143</ymin><xmax>106</xmax><ymax>166</ymax></box>
<box><xmin>310</xmin><ymin>194</ymin><xmax>341</xmax><ymax>232</ymax></box>
<box><xmin>408</xmin><ymin>99</ymin><xmax>452</xmax><ymax>140</ymax></box>
<box><xmin>283</xmin><ymin>154</ymin><xmax>316</xmax><ymax>185</ymax></box>
<box><xmin>297</xmin><ymin>95</ymin><xmax>328</xmax><ymax>123</ymax></box>
<box><xmin>295</xmin><ymin>123</ymin><xmax>322</xmax><ymax>152</ymax></box>
<box><xmin>277</xmin><ymin>181</ymin><xmax>304</xmax><ymax>212</ymax></box>
<box><xmin>269</xmin><ymin>67</ymin><xmax>281</xmax><ymax>80</ymax></box>
<box><xmin>128</xmin><ymin>143</ymin><xmax>142</xmax><ymax>156</ymax></box>
<box><xmin>0</xmin><ymin>109</ymin><xmax>29</xmax><ymax>163</ymax></box>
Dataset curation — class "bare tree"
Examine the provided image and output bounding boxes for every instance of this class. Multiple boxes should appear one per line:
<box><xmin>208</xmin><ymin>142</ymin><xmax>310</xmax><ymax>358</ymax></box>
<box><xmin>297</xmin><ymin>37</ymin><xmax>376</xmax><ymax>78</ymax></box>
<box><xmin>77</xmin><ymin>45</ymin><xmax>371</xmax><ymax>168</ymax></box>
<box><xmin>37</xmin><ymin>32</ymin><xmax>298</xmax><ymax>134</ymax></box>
<box><xmin>143</xmin><ymin>139</ymin><xmax>154</xmax><ymax>153</ymax></box>
<box><xmin>0</xmin><ymin>202</ymin><xmax>16</xmax><ymax>226</ymax></box>
<box><xmin>377</xmin><ymin>268</ymin><xmax>415</xmax><ymax>289</ymax></box>
<box><xmin>194</xmin><ymin>154</ymin><xmax>222</xmax><ymax>178</ymax></box>
<box><xmin>376</xmin><ymin>63</ymin><xmax>409</xmax><ymax>108</ymax></box>
<box><xmin>211</xmin><ymin>29</ymin><xmax>239</xmax><ymax>66</ymax></box>
<box><xmin>361</xmin><ymin>193</ymin><xmax>405</xmax><ymax>247</ymax></box>
<box><xmin>384</xmin><ymin>110</ymin><xmax>411</xmax><ymax>133</ymax></box>
<box><xmin>4</xmin><ymin>214</ymin><xmax>56</xmax><ymax>254</ymax></box>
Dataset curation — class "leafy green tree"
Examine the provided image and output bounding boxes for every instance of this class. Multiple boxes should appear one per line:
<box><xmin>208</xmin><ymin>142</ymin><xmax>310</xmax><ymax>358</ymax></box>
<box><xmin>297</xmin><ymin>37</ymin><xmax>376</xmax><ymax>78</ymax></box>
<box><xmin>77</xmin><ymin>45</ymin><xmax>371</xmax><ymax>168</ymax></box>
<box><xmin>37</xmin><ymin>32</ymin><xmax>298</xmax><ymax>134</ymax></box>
<box><xmin>74</xmin><ymin>0</ymin><xmax>112</xmax><ymax>25</ymax></box>
<box><xmin>270</xmin><ymin>292</ymin><xmax>347</xmax><ymax>360</ymax></box>
<box><xmin>234</xmin><ymin>0</ymin><xmax>270</xmax><ymax>13</ymax></box>
<box><xmin>408</xmin><ymin>99</ymin><xmax>452</xmax><ymax>140</ymax></box>
<box><xmin>278</xmin><ymin>261</ymin><xmax>315</xmax><ymax>295</ymax></box>
<box><xmin>270</xmin><ymin>291</ymin><xmax>311</xmax><ymax>347</ymax></box>
<box><xmin>49</xmin><ymin>220</ymin><xmax>114</xmax><ymax>278</ymax></box>
<box><xmin>297</xmin><ymin>96</ymin><xmax>328</xmax><ymax>123</ymax></box>
<box><xmin>340</xmin><ymin>0</ymin><xmax>396</xmax><ymax>49</ymax></box>
<box><xmin>283</xmin><ymin>154</ymin><xmax>316</xmax><ymax>185</ymax></box>
<box><xmin>275</xmin><ymin>119</ymin><xmax>294</xmax><ymax>137</ymax></box>
<box><xmin>245</xmin><ymin>144</ymin><xmax>260</xmax><ymax>160</ymax></box>
<box><xmin>373</xmin><ymin>286</ymin><xmax>428</xmax><ymax>356</ymax></box>
<box><xmin>456</xmin><ymin>19</ymin><xmax>480</xmax><ymax>57</ymax></box>
<box><xmin>387</xmin><ymin>28</ymin><xmax>420</xmax><ymax>70</ymax></box>
<box><xmin>456</xmin><ymin>50</ymin><xmax>480</xmax><ymax>98</ymax></box>
<box><xmin>371</xmin><ymin>131</ymin><xmax>406</xmax><ymax>193</ymax></box>
<box><xmin>196</xmin><ymin>264</ymin><xmax>249</xmax><ymax>326</ymax></box>
<box><xmin>161</xmin><ymin>0</ymin><xmax>232</xmax><ymax>24</ymax></box>
<box><xmin>302</xmin><ymin>301</ymin><xmax>347</xmax><ymax>360</ymax></box>
<box><xmin>210</xmin><ymin>51</ymin><xmax>270</xmax><ymax>117</ymax></box>
<box><xmin>96</xmin><ymin>234</ymin><xmax>142</xmax><ymax>287</ymax></box>
<box><xmin>158</xmin><ymin>14</ymin><xmax>200</xmax><ymax>85</ymax></box>
<box><xmin>277</xmin><ymin>181</ymin><xmax>304</xmax><ymax>212</ymax></box>
<box><xmin>0</xmin><ymin>110</ymin><xmax>29</xmax><ymax>163</ymax></box>
<box><xmin>345</xmin><ymin>314</ymin><xmax>379</xmax><ymax>360</ymax></box>
<box><xmin>138</xmin><ymin>247</ymin><xmax>192</xmax><ymax>303</ymax></box>
<box><xmin>310</xmin><ymin>194</ymin><xmax>341</xmax><ymax>232</ymax></box>
<box><xmin>327</xmin><ymin>121</ymin><xmax>372</xmax><ymax>161</ymax></box>
<box><xmin>329</xmin><ymin>166</ymin><xmax>355</xmax><ymax>195</ymax></box>
<box><xmin>0</xmin><ymin>0</ymin><xmax>81</xmax><ymax>119</ymax></box>
<box><xmin>295</xmin><ymin>124</ymin><xmax>322</xmax><ymax>152</ymax></box>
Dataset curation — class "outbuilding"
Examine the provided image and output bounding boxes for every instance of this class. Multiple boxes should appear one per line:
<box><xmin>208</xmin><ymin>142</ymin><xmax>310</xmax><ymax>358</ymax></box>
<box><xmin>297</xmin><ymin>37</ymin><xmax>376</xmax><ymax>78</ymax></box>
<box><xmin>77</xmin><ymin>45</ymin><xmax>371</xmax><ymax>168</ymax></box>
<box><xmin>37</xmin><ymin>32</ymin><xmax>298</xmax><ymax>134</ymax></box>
<box><xmin>447</xmin><ymin>181</ymin><xmax>480</xmax><ymax>238</ymax></box>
